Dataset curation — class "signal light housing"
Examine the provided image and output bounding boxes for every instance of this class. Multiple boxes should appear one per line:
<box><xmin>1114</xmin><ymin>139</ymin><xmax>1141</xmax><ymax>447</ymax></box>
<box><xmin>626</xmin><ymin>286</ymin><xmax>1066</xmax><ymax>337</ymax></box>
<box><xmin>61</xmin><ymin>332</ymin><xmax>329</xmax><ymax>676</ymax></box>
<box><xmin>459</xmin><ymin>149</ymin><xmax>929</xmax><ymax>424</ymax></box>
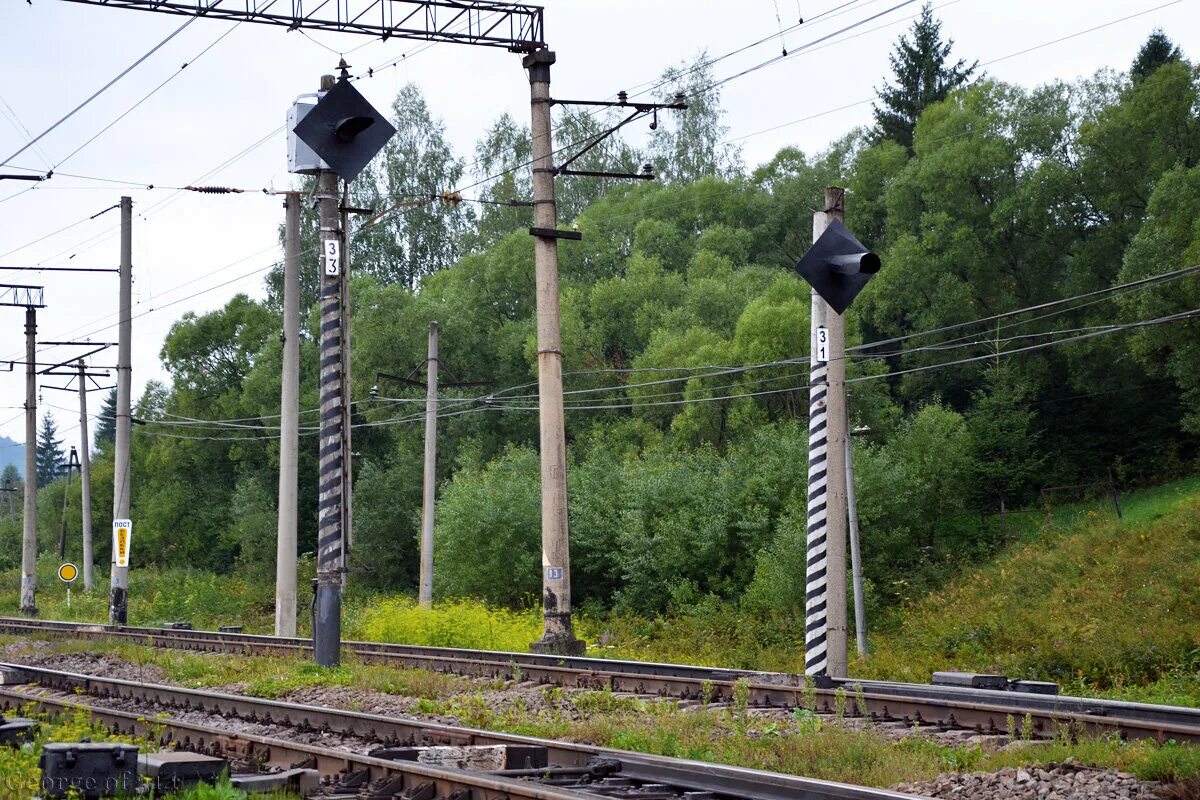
<box><xmin>793</xmin><ymin>218</ymin><xmax>881</xmax><ymax>314</ymax></box>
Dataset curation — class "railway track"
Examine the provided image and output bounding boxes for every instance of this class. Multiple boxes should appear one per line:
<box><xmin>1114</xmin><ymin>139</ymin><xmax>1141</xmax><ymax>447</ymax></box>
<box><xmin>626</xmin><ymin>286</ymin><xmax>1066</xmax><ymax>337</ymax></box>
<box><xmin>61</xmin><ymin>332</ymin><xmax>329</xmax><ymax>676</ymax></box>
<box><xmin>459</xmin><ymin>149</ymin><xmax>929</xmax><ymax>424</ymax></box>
<box><xmin>0</xmin><ymin>662</ymin><xmax>922</xmax><ymax>800</ymax></box>
<box><xmin>2</xmin><ymin>616</ymin><xmax>1198</xmax><ymax>744</ymax></box>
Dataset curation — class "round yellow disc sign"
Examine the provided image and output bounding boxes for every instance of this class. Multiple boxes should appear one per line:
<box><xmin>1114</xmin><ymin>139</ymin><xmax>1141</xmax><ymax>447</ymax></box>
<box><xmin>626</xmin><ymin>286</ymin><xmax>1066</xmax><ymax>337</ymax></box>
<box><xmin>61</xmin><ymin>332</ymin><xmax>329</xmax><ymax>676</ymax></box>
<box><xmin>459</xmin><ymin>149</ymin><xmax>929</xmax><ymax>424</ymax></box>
<box><xmin>58</xmin><ymin>563</ymin><xmax>79</xmax><ymax>583</ymax></box>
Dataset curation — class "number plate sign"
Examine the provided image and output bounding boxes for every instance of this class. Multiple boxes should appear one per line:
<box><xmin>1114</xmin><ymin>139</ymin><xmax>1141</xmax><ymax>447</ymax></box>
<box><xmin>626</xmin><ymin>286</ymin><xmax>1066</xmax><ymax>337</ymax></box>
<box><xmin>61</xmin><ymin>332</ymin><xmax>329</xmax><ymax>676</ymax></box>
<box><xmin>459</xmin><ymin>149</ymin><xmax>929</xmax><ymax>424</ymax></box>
<box><xmin>324</xmin><ymin>240</ymin><xmax>341</xmax><ymax>276</ymax></box>
<box><xmin>815</xmin><ymin>325</ymin><xmax>829</xmax><ymax>364</ymax></box>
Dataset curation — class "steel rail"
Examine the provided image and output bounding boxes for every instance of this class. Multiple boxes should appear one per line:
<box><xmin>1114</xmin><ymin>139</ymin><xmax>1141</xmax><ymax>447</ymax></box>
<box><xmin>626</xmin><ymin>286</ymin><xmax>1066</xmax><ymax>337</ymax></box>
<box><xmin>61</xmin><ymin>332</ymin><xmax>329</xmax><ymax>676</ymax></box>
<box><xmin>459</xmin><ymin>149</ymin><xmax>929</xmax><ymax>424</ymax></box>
<box><xmin>0</xmin><ymin>665</ymin><xmax>924</xmax><ymax>800</ymax></box>
<box><xmin>0</xmin><ymin>690</ymin><xmax>608</xmax><ymax>800</ymax></box>
<box><xmin>2</xmin><ymin>618</ymin><xmax>1198</xmax><ymax>743</ymax></box>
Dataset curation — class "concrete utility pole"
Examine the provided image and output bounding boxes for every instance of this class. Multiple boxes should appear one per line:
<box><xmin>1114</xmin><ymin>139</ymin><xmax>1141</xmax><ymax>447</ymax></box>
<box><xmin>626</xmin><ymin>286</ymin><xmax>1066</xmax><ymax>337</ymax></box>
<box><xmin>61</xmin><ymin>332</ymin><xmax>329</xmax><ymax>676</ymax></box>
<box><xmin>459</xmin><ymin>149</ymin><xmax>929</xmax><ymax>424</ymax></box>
<box><xmin>845</xmin><ymin>422</ymin><xmax>867</xmax><ymax>657</ymax></box>
<box><xmin>313</xmin><ymin>73</ymin><xmax>345</xmax><ymax>667</ymax></box>
<box><xmin>77</xmin><ymin>361</ymin><xmax>94</xmax><ymax>591</ymax></box>
<box><xmin>418</xmin><ymin>321</ymin><xmax>439</xmax><ymax>608</ymax></box>
<box><xmin>20</xmin><ymin>306</ymin><xmax>37</xmax><ymax>615</ymax></box>
<box><xmin>524</xmin><ymin>48</ymin><xmax>584</xmax><ymax>656</ymax></box>
<box><xmin>805</xmin><ymin>187</ymin><xmax>849</xmax><ymax>678</ymax></box>
<box><xmin>109</xmin><ymin>195</ymin><xmax>133</xmax><ymax>625</ymax></box>
<box><xmin>57</xmin><ymin>450</ymin><xmax>77</xmax><ymax>559</ymax></box>
<box><xmin>275</xmin><ymin>195</ymin><xmax>301</xmax><ymax>637</ymax></box>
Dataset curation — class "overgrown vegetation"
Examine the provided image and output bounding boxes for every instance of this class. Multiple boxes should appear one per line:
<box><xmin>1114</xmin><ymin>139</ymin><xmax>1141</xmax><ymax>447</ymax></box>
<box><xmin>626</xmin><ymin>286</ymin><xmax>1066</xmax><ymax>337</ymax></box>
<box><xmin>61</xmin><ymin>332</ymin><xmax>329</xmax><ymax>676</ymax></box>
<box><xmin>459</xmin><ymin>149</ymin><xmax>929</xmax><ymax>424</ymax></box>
<box><xmin>864</xmin><ymin>475</ymin><xmax>1200</xmax><ymax>700</ymax></box>
<box><xmin>4</xmin><ymin>11</ymin><xmax>1199</xmax><ymax>696</ymax></box>
<box><xmin>3</xmin><ymin>473</ymin><xmax>1199</xmax><ymax>705</ymax></box>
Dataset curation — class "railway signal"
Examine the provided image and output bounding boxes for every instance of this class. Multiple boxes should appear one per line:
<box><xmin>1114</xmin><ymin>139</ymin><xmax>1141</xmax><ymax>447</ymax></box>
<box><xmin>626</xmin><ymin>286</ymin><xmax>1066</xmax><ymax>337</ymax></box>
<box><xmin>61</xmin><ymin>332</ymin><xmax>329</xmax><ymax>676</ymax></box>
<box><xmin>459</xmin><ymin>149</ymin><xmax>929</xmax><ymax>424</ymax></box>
<box><xmin>289</xmin><ymin>66</ymin><xmax>396</xmax><ymax>668</ymax></box>
<box><xmin>292</xmin><ymin>76</ymin><xmax>396</xmax><ymax>185</ymax></box>
<box><xmin>794</xmin><ymin>218</ymin><xmax>881</xmax><ymax>314</ymax></box>
<box><xmin>793</xmin><ymin>190</ymin><xmax>880</xmax><ymax>678</ymax></box>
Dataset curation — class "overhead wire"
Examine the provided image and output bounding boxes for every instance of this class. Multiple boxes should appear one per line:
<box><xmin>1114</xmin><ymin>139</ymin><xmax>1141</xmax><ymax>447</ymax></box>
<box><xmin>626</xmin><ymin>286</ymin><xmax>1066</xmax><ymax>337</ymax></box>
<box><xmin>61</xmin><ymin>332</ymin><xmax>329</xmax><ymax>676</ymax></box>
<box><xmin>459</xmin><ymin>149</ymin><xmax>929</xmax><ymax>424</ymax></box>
<box><xmin>50</xmin><ymin>22</ymin><xmax>244</xmax><ymax>172</ymax></box>
<box><xmin>0</xmin><ymin>15</ymin><xmax>198</xmax><ymax>168</ymax></box>
<box><xmin>726</xmin><ymin>0</ymin><xmax>1182</xmax><ymax>145</ymax></box>
<box><xmin>10</xmin><ymin>0</ymin><xmax>1187</xmax><ymax>438</ymax></box>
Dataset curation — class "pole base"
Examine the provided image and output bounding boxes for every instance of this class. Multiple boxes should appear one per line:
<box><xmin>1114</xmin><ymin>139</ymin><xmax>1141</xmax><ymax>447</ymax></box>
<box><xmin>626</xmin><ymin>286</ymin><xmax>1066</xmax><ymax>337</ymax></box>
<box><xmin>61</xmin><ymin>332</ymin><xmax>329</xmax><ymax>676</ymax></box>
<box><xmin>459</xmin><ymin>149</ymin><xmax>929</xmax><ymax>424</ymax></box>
<box><xmin>18</xmin><ymin>605</ymin><xmax>37</xmax><ymax>618</ymax></box>
<box><xmin>529</xmin><ymin>635</ymin><xmax>586</xmax><ymax>657</ymax></box>
<box><xmin>312</xmin><ymin>578</ymin><xmax>342</xmax><ymax>668</ymax></box>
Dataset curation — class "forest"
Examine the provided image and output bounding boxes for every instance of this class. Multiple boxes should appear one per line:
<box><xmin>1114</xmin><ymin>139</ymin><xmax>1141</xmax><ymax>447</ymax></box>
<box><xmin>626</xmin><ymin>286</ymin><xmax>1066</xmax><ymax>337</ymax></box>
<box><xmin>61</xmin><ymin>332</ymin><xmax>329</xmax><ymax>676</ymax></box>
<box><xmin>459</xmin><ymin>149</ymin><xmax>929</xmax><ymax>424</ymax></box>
<box><xmin>6</xmin><ymin>9</ymin><xmax>1199</xmax><ymax>628</ymax></box>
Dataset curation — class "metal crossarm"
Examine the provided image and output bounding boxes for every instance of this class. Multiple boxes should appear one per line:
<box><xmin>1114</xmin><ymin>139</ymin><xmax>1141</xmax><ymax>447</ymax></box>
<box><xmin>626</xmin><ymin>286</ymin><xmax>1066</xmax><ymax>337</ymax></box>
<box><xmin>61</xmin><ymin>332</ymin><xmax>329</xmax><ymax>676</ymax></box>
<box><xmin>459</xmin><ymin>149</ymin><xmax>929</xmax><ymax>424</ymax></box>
<box><xmin>55</xmin><ymin>0</ymin><xmax>546</xmax><ymax>51</ymax></box>
<box><xmin>0</xmin><ymin>285</ymin><xmax>45</xmax><ymax>308</ymax></box>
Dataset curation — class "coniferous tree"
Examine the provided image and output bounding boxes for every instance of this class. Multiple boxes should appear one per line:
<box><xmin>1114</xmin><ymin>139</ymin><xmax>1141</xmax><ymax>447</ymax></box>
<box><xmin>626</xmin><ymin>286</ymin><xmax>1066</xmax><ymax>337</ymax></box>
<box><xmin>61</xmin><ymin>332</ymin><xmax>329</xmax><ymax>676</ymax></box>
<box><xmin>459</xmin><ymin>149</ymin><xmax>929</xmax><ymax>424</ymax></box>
<box><xmin>94</xmin><ymin>388</ymin><xmax>117</xmax><ymax>452</ymax></box>
<box><xmin>1131</xmin><ymin>28</ymin><xmax>1183</xmax><ymax>82</ymax></box>
<box><xmin>872</xmin><ymin>2</ymin><xmax>977</xmax><ymax>151</ymax></box>
<box><xmin>35</xmin><ymin>413</ymin><xmax>64</xmax><ymax>488</ymax></box>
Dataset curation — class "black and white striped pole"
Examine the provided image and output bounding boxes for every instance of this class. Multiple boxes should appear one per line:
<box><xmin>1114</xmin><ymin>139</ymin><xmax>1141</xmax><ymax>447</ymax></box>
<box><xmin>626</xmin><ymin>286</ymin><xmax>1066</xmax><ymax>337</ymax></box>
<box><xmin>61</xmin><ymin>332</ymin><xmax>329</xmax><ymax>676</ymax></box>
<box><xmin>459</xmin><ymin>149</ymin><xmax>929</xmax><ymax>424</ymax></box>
<box><xmin>313</xmin><ymin>163</ymin><xmax>344</xmax><ymax>667</ymax></box>
<box><xmin>289</xmin><ymin>63</ymin><xmax>396</xmax><ymax>667</ymax></box>
<box><xmin>794</xmin><ymin>187</ymin><xmax>880</xmax><ymax>678</ymax></box>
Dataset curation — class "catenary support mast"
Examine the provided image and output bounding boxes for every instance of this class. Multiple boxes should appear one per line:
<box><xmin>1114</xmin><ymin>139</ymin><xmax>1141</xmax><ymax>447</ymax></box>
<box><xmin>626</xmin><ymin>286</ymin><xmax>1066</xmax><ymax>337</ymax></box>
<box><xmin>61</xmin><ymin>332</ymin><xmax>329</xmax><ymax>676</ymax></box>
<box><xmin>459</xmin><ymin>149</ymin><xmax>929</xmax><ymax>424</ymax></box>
<box><xmin>525</xmin><ymin>48</ymin><xmax>584</xmax><ymax>656</ymax></box>
<box><xmin>275</xmin><ymin>195</ymin><xmax>301</xmax><ymax>636</ymax></box>
<box><xmin>109</xmin><ymin>195</ymin><xmax>133</xmax><ymax>624</ymax></box>
<box><xmin>418</xmin><ymin>321</ymin><xmax>439</xmax><ymax>609</ymax></box>
<box><xmin>20</xmin><ymin>306</ymin><xmax>37</xmax><ymax>614</ymax></box>
<box><xmin>78</xmin><ymin>360</ymin><xmax>95</xmax><ymax>592</ymax></box>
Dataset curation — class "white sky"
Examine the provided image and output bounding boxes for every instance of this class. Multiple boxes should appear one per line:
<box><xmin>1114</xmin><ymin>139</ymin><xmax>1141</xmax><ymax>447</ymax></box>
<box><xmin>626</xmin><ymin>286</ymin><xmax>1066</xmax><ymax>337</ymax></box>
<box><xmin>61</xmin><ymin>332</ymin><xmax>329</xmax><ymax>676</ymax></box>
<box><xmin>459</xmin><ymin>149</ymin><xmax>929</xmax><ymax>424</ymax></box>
<box><xmin>0</xmin><ymin>0</ymin><xmax>1196</xmax><ymax>447</ymax></box>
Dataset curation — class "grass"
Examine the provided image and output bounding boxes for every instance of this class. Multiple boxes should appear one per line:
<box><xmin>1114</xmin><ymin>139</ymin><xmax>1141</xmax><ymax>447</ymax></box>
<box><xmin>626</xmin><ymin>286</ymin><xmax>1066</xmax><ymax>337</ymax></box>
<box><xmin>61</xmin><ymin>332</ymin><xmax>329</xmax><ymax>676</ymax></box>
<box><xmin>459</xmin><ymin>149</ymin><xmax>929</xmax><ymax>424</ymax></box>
<box><xmin>2</xmin><ymin>475</ymin><xmax>1198</xmax><ymax>706</ymax></box>
<box><xmin>0</xmin><ymin>561</ymin><xmax>288</xmax><ymax>633</ymax></box>
<box><xmin>0</xmin><ymin>702</ymin><xmax>297</xmax><ymax>800</ymax></box>
<box><xmin>862</xmin><ymin>475</ymin><xmax>1200</xmax><ymax>703</ymax></box>
<box><xmin>7</xmin><ymin>637</ymin><xmax>1200</xmax><ymax>791</ymax></box>
<box><xmin>1</xmin><ymin>635</ymin><xmax>477</xmax><ymax>701</ymax></box>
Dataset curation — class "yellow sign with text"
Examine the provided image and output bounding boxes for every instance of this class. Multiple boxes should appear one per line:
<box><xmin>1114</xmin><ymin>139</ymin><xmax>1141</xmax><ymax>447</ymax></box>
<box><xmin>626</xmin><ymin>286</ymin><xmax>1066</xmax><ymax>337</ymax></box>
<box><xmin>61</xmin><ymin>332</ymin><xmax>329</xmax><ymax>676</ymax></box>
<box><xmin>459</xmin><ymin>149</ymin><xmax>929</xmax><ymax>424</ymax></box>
<box><xmin>112</xmin><ymin>519</ymin><xmax>132</xmax><ymax>568</ymax></box>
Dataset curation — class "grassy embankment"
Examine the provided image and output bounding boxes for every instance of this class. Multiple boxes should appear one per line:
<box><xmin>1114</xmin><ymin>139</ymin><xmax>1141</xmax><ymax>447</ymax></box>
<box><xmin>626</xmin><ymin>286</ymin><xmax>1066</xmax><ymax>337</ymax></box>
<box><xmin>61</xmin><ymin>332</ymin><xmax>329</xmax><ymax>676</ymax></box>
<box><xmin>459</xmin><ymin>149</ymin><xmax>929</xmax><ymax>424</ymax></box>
<box><xmin>1</xmin><ymin>474</ymin><xmax>1198</xmax><ymax>704</ymax></box>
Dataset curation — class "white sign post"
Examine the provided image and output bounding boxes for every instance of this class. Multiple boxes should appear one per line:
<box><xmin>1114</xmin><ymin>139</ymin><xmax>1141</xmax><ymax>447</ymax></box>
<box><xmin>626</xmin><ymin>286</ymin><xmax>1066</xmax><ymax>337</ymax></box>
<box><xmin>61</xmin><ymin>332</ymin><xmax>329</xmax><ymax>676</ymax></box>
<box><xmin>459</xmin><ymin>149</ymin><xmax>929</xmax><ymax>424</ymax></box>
<box><xmin>815</xmin><ymin>325</ymin><xmax>829</xmax><ymax>364</ymax></box>
<box><xmin>112</xmin><ymin>519</ymin><xmax>132</xmax><ymax>568</ymax></box>
<box><xmin>58</xmin><ymin>563</ymin><xmax>78</xmax><ymax>609</ymax></box>
<box><xmin>323</xmin><ymin>240</ymin><xmax>341</xmax><ymax>276</ymax></box>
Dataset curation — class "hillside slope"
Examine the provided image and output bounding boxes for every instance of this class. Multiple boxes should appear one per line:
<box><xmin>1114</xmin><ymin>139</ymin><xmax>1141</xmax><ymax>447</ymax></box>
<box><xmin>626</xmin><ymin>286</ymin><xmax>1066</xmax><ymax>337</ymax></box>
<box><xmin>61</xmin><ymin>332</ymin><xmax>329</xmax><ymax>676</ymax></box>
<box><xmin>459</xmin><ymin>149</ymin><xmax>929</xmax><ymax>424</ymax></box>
<box><xmin>863</xmin><ymin>476</ymin><xmax>1200</xmax><ymax>703</ymax></box>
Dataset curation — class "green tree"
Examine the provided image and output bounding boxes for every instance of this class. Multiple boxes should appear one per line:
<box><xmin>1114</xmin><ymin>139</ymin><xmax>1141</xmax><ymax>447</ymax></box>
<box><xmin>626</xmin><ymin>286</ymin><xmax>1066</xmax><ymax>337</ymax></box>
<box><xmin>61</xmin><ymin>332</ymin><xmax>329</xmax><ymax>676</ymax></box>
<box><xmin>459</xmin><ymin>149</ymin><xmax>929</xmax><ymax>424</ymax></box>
<box><xmin>434</xmin><ymin>446</ymin><xmax>541</xmax><ymax>605</ymax></box>
<box><xmin>0</xmin><ymin>463</ymin><xmax>19</xmax><ymax>492</ymax></box>
<box><xmin>1131</xmin><ymin>28</ymin><xmax>1183</xmax><ymax>82</ymax></box>
<box><xmin>94</xmin><ymin>388</ymin><xmax>116</xmax><ymax>452</ymax></box>
<box><xmin>1118</xmin><ymin>163</ymin><xmax>1200</xmax><ymax>433</ymax></box>
<box><xmin>351</xmin><ymin>83</ymin><xmax>470</xmax><ymax>287</ymax></box>
<box><xmin>35</xmin><ymin>413</ymin><xmax>63</xmax><ymax>488</ymax></box>
<box><xmin>873</xmin><ymin>2</ymin><xmax>977</xmax><ymax>151</ymax></box>
<box><xmin>648</xmin><ymin>54</ymin><xmax>742</xmax><ymax>183</ymax></box>
<box><xmin>966</xmin><ymin>360</ymin><xmax>1044</xmax><ymax>512</ymax></box>
<box><xmin>464</xmin><ymin>112</ymin><xmax>532</xmax><ymax>251</ymax></box>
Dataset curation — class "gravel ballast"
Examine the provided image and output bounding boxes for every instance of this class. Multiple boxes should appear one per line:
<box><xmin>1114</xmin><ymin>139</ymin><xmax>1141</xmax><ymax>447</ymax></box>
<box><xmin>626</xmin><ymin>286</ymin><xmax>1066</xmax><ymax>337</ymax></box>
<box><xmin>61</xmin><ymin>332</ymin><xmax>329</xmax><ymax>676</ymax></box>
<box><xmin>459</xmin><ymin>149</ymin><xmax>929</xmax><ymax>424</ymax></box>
<box><xmin>891</xmin><ymin>760</ymin><xmax>1164</xmax><ymax>799</ymax></box>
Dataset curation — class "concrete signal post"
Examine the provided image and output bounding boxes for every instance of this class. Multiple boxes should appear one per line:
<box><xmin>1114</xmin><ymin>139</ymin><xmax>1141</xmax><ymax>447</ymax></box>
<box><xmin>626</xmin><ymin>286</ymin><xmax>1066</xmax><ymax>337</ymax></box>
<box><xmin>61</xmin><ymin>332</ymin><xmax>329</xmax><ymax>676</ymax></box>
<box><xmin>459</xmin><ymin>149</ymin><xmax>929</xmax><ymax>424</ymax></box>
<box><xmin>289</xmin><ymin>65</ymin><xmax>395</xmax><ymax>667</ymax></box>
<box><xmin>793</xmin><ymin>188</ymin><xmax>881</xmax><ymax>678</ymax></box>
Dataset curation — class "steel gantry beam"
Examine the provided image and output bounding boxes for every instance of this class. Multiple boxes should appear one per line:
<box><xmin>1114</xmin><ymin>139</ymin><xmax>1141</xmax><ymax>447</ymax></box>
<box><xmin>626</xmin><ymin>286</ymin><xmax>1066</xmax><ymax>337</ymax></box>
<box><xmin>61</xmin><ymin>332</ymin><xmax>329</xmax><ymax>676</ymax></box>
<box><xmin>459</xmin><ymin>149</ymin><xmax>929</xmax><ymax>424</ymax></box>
<box><xmin>54</xmin><ymin>0</ymin><xmax>546</xmax><ymax>51</ymax></box>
